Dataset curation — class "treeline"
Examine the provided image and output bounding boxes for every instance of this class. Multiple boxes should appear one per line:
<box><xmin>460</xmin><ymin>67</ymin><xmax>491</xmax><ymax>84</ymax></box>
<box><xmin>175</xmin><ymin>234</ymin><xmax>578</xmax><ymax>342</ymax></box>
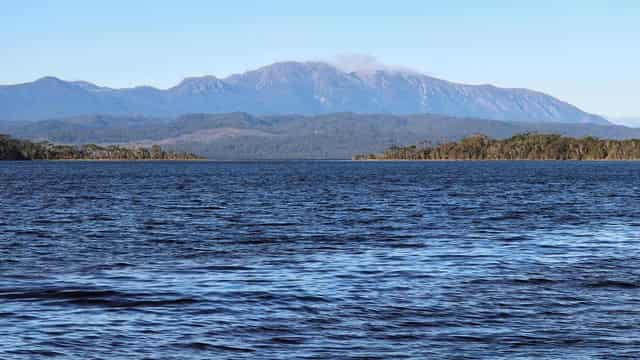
<box><xmin>6</xmin><ymin>113</ymin><xmax>640</xmax><ymax>160</ymax></box>
<box><xmin>0</xmin><ymin>134</ymin><xmax>202</xmax><ymax>160</ymax></box>
<box><xmin>354</xmin><ymin>133</ymin><xmax>640</xmax><ymax>161</ymax></box>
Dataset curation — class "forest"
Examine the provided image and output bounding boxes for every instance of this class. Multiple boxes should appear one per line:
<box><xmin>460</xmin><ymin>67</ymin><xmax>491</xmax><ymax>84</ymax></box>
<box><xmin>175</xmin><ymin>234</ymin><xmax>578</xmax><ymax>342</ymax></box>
<box><xmin>353</xmin><ymin>133</ymin><xmax>640</xmax><ymax>161</ymax></box>
<box><xmin>0</xmin><ymin>134</ymin><xmax>201</xmax><ymax>160</ymax></box>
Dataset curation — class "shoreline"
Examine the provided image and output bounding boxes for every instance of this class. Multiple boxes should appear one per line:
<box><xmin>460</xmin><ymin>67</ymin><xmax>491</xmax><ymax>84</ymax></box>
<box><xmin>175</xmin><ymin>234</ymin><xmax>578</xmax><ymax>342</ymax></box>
<box><xmin>0</xmin><ymin>158</ymin><xmax>209</xmax><ymax>162</ymax></box>
<box><xmin>4</xmin><ymin>158</ymin><xmax>640</xmax><ymax>163</ymax></box>
<box><xmin>352</xmin><ymin>158</ymin><xmax>640</xmax><ymax>162</ymax></box>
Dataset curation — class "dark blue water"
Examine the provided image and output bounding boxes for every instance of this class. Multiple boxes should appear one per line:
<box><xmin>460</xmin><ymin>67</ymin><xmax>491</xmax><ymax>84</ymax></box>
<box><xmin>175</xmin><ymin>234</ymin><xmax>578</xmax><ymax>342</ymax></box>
<box><xmin>1</xmin><ymin>161</ymin><xmax>640</xmax><ymax>359</ymax></box>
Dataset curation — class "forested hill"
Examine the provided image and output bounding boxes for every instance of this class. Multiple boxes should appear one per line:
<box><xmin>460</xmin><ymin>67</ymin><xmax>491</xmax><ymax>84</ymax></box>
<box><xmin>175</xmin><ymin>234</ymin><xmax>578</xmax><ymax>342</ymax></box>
<box><xmin>354</xmin><ymin>133</ymin><xmax>640</xmax><ymax>161</ymax></box>
<box><xmin>0</xmin><ymin>134</ymin><xmax>201</xmax><ymax>160</ymax></box>
<box><xmin>3</xmin><ymin>113</ymin><xmax>640</xmax><ymax>160</ymax></box>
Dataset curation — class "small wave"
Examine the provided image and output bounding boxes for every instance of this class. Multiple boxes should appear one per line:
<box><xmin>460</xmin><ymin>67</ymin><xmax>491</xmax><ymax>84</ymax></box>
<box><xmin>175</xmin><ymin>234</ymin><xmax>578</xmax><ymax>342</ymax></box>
<box><xmin>512</xmin><ymin>278</ymin><xmax>558</xmax><ymax>285</ymax></box>
<box><xmin>0</xmin><ymin>287</ymin><xmax>200</xmax><ymax>308</ymax></box>
<box><xmin>66</xmin><ymin>297</ymin><xmax>199</xmax><ymax>308</ymax></box>
<box><xmin>347</xmin><ymin>218</ymin><xmax>386</xmax><ymax>225</ymax></box>
<box><xmin>86</xmin><ymin>215</ymin><xmax>116</xmax><ymax>221</ymax></box>
<box><xmin>486</xmin><ymin>212</ymin><xmax>527</xmax><ymax>221</ymax></box>
<box><xmin>32</xmin><ymin>218</ymin><xmax>79</xmax><ymax>225</ymax></box>
<box><xmin>586</xmin><ymin>280</ymin><xmax>640</xmax><ymax>289</ymax></box>
<box><xmin>469</xmin><ymin>278</ymin><xmax>558</xmax><ymax>286</ymax></box>
<box><xmin>344</xmin><ymin>207</ymin><xmax>376</xmax><ymax>212</ymax></box>
<box><xmin>494</xmin><ymin>235</ymin><xmax>531</xmax><ymax>242</ymax></box>
<box><xmin>381</xmin><ymin>334</ymin><xmax>422</xmax><ymax>341</ymax></box>
<box><xmin>293</xmin><ymin>294</ymin><xmax>330</xmax><ymax>303</ymax></box>
<box><xmin>270</xmin><ymin>337</ymin><xmax>306</xmax><ymax>345</ymax></box>
<box><xmin>81</xmin><ymin>262</ymin><xmax>135</xmax><ymax>271</ymax></box>
<box><xmin>0</xmin><ymin>288</ymin><xmax>123</xmax><ymax>300</ymax></box>
<box><xmin>177</xmin><ymin>342</ymin><xmax>255</xmax><ymax>352</ymax></box>
<box><xmin>245</xmin><ymin>222</ymin><xmax>298</xmax><ymax>228</ymax></box>
<box><xmin>12</xmin><ymin>230</ymin><xmax>48</xmax><ymax>236</ymax></box>
<box><xmin>398</xmin><ymin>320</ymin><xmax>440</xmax><ymax>328</ymax></box>
<box><xmin>7</xmin><ymin>349</ymin><xmax>64</xmax><ymax>357</ymax></box>
<box><xmin>387</xmin><ymin>241</ymin><xmax>426</xmax><ymax>249</ymax></box>
<box><xmin>199</xmin><ymin>265</ymin><xmax>253</xmax><ymax>271</ymax></box>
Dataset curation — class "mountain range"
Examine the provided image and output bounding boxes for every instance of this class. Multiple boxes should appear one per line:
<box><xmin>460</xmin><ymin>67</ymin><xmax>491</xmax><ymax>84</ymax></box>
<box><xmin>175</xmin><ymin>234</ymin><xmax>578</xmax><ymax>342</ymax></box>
<box><xmin>0</xmin><ymin>61</ymin><xmax>608</xmax><ymax>125</ymax></box>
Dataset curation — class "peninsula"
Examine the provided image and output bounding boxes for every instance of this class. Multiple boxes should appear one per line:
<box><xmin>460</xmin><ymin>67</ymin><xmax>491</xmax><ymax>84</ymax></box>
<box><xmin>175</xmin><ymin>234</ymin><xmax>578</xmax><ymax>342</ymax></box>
<box><xmin>353</xmin><ymin>133</ymin><xmax>640</xmax><ymax>161</ymax></box>
<box><xmin>0</xmin><ymin>134</ymin><xmax>202</xmax><ymax>160</ymax></box>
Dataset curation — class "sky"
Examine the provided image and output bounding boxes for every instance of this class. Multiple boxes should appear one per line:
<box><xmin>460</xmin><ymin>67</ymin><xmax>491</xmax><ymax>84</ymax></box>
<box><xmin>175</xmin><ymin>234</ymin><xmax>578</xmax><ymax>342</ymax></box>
<box><xmin>1</xmin><ymin>0</ymin><xmax>639</xmax><ymax>118</ymax></box>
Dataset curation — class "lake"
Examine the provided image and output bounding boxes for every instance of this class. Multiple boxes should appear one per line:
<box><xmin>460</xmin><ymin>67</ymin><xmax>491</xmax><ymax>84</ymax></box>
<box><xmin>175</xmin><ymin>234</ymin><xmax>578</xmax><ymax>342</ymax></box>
<box><xmin>1</xmin><ymin>161</ymin><xmax>639</xmax><ymax>359</ymax></box>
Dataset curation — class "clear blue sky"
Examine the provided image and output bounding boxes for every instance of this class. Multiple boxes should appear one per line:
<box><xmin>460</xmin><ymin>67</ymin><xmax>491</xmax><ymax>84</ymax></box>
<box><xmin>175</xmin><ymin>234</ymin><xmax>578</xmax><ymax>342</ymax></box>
<box><xmin>1</xmin><ymin>0</ymin><xmax>638</xmax><ymax>117</ymax></box>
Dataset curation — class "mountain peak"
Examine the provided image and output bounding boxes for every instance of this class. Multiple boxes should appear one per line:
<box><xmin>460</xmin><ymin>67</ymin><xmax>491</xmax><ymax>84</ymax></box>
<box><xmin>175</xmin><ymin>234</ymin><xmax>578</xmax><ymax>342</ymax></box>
<box><xmin>242</xmin><ymin>61</ymin><xmax>339</xmax><ymax>79</ymax></box>
<box><xmin>171</xmin><ymin>75</ymin><xmax>229</xmax><ymax>94</ymax></box>
<box><xmin>34</xmin><ymin>76</ymin><xmax>66</xmax><ymax>85</ymax></box>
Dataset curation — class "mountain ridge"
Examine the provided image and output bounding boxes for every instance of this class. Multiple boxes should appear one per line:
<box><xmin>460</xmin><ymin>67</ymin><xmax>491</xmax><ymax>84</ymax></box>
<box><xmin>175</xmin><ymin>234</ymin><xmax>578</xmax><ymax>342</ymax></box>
<box><xmin>0</xmin><ymin>61</ymin><xmax>608</xmax><ymax>125</ymax></box>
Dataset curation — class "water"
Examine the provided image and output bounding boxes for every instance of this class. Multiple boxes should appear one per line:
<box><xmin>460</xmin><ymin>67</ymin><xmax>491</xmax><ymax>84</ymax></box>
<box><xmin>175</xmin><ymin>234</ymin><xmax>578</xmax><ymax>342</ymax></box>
<box><xmin>1</xmin><ymin>161</ymin><xmax>640</xmax><ymax>359</ymax></box>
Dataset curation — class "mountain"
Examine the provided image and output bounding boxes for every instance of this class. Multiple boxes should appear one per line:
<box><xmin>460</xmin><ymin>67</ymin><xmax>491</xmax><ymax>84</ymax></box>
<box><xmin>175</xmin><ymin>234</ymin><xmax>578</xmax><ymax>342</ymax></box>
<box><xmin>3</xmin><ymin>113</ymin><xmax>636</xmax><ymax>160</ymax></box>
<box><xmin>0</xmin><ymin>62</ymin><xmax>608</xmax><ymax>124</ymax></box>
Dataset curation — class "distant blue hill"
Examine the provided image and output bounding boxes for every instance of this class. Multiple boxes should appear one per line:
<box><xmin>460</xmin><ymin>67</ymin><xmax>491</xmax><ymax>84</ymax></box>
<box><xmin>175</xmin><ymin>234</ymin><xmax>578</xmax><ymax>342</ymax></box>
<box><xmin>0</xmin><ymin>61</ymin><xmax>608</xmax><ymax>125</ymax></box>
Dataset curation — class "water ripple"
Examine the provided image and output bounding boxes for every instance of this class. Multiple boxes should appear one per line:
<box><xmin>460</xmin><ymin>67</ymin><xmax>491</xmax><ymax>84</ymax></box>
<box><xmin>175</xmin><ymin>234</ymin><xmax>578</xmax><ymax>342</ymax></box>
<box><xmin>1</xmin><ymin>161</ymin><xmax>640</xmax><ymax>358</ymax></box>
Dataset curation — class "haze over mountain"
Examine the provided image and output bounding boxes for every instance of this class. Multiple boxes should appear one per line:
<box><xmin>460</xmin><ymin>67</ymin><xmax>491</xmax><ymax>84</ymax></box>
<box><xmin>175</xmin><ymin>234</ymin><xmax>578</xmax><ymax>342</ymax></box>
<box><xmin>608</xmin><ymin>117</ymin><xmax>640</xmax><ymax>128</ymax></box>
<box><xmin>0</xmin><ymin>61</ymin><xmax>608</xmax><ymax>125</ymax></box>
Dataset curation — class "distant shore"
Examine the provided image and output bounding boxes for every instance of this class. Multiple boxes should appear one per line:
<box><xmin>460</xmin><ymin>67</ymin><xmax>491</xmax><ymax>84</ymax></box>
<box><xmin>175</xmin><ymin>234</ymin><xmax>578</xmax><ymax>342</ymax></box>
<box><xmin>354</xmin><ymin>133</ymin><xmax>640</xmax><ymax>161</ymax></box>
<box><xmin>43</xmin><ymin>158</ymin><xmax>209</xmax><ymax>162</ymax></box>
<box><xmin>0</xmin><ymin>134</ymin><xmax>203</xmax><ymax>161</ymax></box>
<box><xmin>352</xmin><ymin>158</ymin><xmax>640</xmax><ymax>162</ymax></box>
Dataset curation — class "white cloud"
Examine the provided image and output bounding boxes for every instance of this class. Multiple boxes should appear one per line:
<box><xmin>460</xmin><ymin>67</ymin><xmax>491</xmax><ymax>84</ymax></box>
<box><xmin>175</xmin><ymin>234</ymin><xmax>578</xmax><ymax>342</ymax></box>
<box><xmin>329</xmin><ymin>53</ymin><xmax>419</xmax><ymax>74</ymax></box>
